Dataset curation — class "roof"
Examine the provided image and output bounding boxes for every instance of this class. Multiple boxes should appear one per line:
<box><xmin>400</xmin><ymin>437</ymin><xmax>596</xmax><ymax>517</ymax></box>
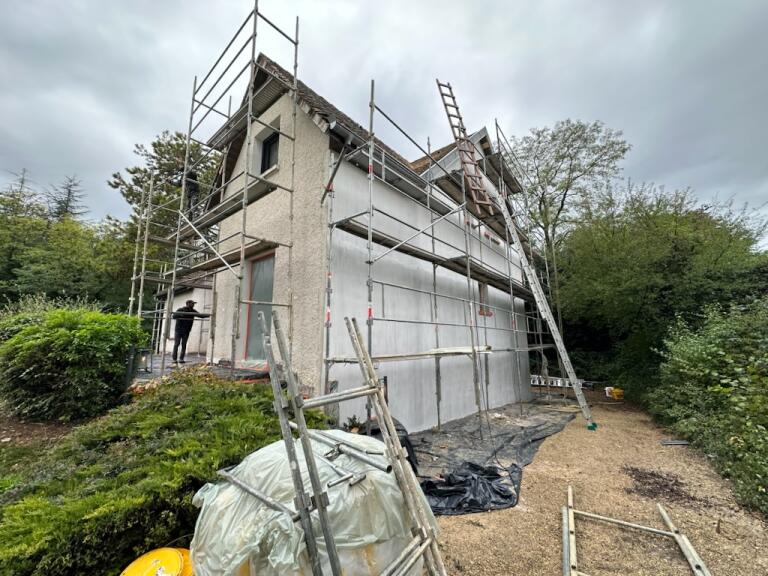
<box><xmin>409</xmin><ymin>140</ymin><xmax>456</xmax><ymax>174</ymax></box>
<box><xmin>257</xmin><ymin>54</ymin><xmax>412</xmax><ymax>167</ymax></box>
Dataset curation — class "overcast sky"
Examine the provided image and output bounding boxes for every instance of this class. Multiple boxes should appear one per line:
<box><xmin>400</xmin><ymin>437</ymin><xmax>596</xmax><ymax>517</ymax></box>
<box><xmin>1</xmin><ymin>0</ymin><xmax>766</xmax><ymax>221</ymax></box>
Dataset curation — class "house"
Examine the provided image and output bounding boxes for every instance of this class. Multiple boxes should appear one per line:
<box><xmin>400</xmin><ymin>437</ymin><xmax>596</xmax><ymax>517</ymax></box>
<box><xmin>163</xmin><ymin>54</ymin><xmax>536</xmax><ymax>433</ymax></box>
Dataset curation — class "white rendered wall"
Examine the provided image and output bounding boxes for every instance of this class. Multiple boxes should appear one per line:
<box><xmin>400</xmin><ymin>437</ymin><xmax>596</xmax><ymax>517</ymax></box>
<box><xmin>326</xmin><ymin>159</ymin><xmax>532</xmax><ymax>433</ymax></box>
<box><xmin>209</xmin><ymin>93</ymin><xmax>329</xmax><ymax>388</ymax></box>
<box><xmin>161</xmin><ymin>287</ymin><xmax>213</xmax><ymax>355</ymax></box>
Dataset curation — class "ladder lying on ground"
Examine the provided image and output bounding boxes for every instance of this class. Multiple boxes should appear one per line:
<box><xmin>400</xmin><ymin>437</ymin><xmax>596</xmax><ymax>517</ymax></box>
<box><xmin>259</xmin><ymin>311</ymin><xmax>447</xmax><ymax>576</ymax></box>
<box><xmin>436</xmin><ymin>80</ymin><xmax>595</xmax><ymax>428</ymax></box>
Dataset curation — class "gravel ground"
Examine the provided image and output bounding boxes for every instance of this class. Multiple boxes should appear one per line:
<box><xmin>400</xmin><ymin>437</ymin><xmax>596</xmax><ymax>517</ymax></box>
<box><xmin>437</xmin><ymin>394</ymin><xmax>768</xmax><ymax>575</ymax></box>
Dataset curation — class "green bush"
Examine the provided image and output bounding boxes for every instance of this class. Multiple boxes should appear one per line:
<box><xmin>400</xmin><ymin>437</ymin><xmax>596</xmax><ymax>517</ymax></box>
<box><xmin>0</xmin><ymin>294</ymin><xmax>101</xmax><ymax>342</ymax></box>
<box><xmin>0</xmin><ymin>368</ymin><xmax>326</xmax><ymax>575</ymax></box>
<box><xmin>0</xmin><ymin>308</ymin><xmax>146</xmax><ymax>420</ymax></box>
<box><xmin>650</xmin><ymin>297</ymin><xmax>768</xmax><ymax>515</ymax></box>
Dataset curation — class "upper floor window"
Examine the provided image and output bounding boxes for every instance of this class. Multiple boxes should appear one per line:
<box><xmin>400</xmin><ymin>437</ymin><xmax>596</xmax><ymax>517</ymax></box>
<box><xmin>261</xmin><ymin>132</ymin><xmax>279</xmax><ymax>174</ymax></box>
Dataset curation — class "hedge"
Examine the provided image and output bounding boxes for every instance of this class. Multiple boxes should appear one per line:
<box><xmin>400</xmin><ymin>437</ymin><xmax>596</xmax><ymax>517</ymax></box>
<box><xmin>0</xmin><ymin>368</ymin><xmax>326</xmax><ymax>575</ymax></box>
<box><xmin>0</xmin><ymin>308</ymin><xmax>145</xmax><ymax>420</ymax></box>
<box><xmin>650</xmin><ymin>297</ymin><xmax>768</xmax><ymax>515</ymax></box>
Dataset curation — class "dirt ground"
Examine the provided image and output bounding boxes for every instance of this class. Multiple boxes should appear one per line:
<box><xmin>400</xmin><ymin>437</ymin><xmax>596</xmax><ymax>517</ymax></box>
<box><xmin>0</xmin><ymin>404</ymin><xmax>72</xmax><ymax>447</ymax></box>
<box><xmin>438</xmin><ymin>395</ymin><xmax>768</xmax><ymax>575</ymax></box>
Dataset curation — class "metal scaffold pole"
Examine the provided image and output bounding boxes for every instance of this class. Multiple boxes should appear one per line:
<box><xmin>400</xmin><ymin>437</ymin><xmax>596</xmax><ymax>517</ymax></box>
<box><xmin>136</xmin><ymin>172</ymin><xmax>155</xmax><ymax>322</ymax></box>
<box><xmin>366</xmin><ymin>79</ymin><xmax>375</xmax><ymax>433</ymax></box>
<box><xmin>160</xmin><ymin>76</ymin><xmax>197</xmax><ymax>378</ymax></box>
<box><xmin>128</xmin><ymin>183</ymin><xmax>147</xmax><ymax>316</ymax></box>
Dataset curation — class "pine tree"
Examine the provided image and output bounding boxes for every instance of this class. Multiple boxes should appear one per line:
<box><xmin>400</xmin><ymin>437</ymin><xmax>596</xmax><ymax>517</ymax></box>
<box><xmin>47</xmin><ymin>174</ymin><xmax>87</xmax><ymax>220</ymax></box>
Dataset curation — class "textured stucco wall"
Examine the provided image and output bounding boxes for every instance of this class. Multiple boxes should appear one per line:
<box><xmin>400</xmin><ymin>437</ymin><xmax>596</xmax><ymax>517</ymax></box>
<box><xmin>210</xmin><ymin>93</ymin><xmax>329</xmax><ymax>389</ymax></box>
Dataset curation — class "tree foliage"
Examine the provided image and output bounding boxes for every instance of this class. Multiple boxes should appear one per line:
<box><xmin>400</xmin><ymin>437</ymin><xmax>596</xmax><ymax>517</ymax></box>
<box><xmin>508</xmin><ymin>120</ymin><xmax>630</xmax><ymax>326</ymax></box>
<box><xmin>45</xmin><ymin>175</ymin><xmax>86</xmax><ymax>220</ymax></box>
<box><xmin>558</xmin><ymin>182</ymin><xmax>767</xmax><ymax>391</ymax></box>
<box><xmin>509</xmin><ymin>119</ymin><xmax>630</xmax><ymax>253</ymax></box>
<box><xmin>0</xmin><ymin>171</ymin><xmax>134</xmax><ymax>309</ymax></box>
<box><xmin>108</xmin><ymin>130</ymin><xmax>220</xmax><ymax>227</ymax></box>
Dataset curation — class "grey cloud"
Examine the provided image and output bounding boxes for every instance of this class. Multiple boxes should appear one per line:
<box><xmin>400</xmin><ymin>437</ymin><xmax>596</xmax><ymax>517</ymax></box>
<box><xmin>1</xmin><ymin>0</ymin><xmax>766</xmax><ymax>219</ymax></box>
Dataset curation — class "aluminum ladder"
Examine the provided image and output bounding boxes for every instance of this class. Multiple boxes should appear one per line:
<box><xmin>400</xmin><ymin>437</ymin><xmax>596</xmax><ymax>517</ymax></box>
<box><xmin>259</xmin><ymin>311</ymin><xmax>447</xmax><ymax>576</ymax></box>
<box><xmin>436</xmin><ymin>80</ymin><xmax>595</xmax><ymax>428</ymax></box>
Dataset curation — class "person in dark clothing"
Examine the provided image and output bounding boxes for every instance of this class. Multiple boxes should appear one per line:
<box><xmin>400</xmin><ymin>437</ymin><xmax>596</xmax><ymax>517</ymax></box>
<box><xmin>172</xmin><ymin>299</ymin><xmax>210</xmax><ymax>363</ymax></box>
<box><xmin>185</xmin><ymin>170</ymin><xmax>199</xmax><ymax>214</ymax></box>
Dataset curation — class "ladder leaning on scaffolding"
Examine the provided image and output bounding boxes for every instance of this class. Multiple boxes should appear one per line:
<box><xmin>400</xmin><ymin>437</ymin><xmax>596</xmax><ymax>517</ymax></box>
<box><xmin>259</xmin><ymin>310</ymin><xmax>447</xmax><ymax>576</ymax></box>
<box><xmin>436</xmin><ymin>79</ymin><xmax>595</xmax><ymax>429</ymax></box>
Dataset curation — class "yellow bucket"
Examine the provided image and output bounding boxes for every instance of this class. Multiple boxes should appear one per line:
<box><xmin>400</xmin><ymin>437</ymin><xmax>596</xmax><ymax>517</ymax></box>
<box><xmin>120</xmin><ymin>547</ymin><xmax>193</xmax><ymax>576</ymax></box>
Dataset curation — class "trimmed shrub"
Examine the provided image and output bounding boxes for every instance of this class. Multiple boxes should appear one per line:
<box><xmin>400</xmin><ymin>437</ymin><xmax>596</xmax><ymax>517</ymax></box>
<box><xmin>650</xmin><ymin>297</ymin><xmax>768</xmax><ymax>515</ymax></box>
<box><xmin>0</xmin><ymin>308</ymin><xmax>146</xmax><ymax>420</ymax></box>
<box><xmin>0</xmin><ymin>294</ymin><xmax>101</xmax><ymax>343</ymax></box>
<box><xmin>0</xmin><ymin>368</ymin><xmax>326</xmax><ymax>575</ymax></box>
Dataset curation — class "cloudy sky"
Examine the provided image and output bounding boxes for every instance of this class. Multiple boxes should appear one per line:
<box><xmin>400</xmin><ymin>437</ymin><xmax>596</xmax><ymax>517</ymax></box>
<box><xmin>1</xmin><ymin>0</ymin><xmax>766</xmax><ymax>220</ymax></box>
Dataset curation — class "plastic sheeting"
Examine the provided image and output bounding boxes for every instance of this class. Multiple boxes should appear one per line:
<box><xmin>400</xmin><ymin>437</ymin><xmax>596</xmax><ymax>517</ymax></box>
<box><xmin>190</xmin><ymin>429</ymin><xmax>437</xmax><ymax>575</ymax></box>
<box><xmin>421</xmin><ymin>462</ymin><xmax>523</xmax><ymax>515</ymax></box>
<box><xmin>413</xmin><ymin>403</ymin><xmax>575</xmax><ymax>515</ymax></box>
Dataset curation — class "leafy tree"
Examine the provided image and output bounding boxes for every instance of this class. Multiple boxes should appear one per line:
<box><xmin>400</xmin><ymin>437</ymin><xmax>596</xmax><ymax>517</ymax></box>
<box><xmin>45</xmin><ymin>174</ymin><xmax>87</xmax><ymax>220</ymax></box>
<box><xmin>558</xmin><ymin>182</ymin><xmax>766</xmax><ymax>393</ymax></box>
<box><xmin>508</xmin><ymin>120</ymin><xmax>630</xmax><ymax>325</ymax></box>
<box><xmin>0</xmin><ymin>170</ymin><xmax>134</xmax><ymax>309</ymax></box>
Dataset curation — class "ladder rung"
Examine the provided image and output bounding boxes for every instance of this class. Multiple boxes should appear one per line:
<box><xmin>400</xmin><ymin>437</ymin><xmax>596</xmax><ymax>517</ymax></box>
<box><xmin>379</xmin><ymin>534</ymin><xmax>426</xmax><ymax>576</ymax></box>
<box><xmin>392</xmin><ymin>538</ymin><xmax>433</xmax><ymax>576</ymax></box>
<box><xmin>302</xmin><ymin>385</ymin><xmax>377</xmax><ymax>409</ymax></box>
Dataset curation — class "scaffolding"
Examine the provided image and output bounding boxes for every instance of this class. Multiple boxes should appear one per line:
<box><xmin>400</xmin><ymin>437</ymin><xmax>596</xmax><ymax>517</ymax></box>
<box><xmin>128</xmin><ymin>3</ymin><xmax>578</xmax><ymax>426</ymax></box>
<box><xmin>128</xmin><ymin>2</ymin><xmax>299</xmax><ymax>376</ymax></box>
<box><xmin>320</xmin><ymin>82</ymin><xmax>571</xmax><ymax>432</ymax></box>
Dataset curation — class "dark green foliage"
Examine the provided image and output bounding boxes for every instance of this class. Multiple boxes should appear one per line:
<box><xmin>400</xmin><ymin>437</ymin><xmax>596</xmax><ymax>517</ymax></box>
<box><xmin>559</xmin><ymin>184</ymin><xmax>766</xmax><ymax>395</ymax></box>
<box><xmin>650</xmin><ymin>298</ymin><xmax>768</xmax><ymax>515</ymax></box>
<box><xmin>0</xmin><ymin>171</ymin><xmax>136</xmax><ymax>309</ymax></box>
<box><xmin>0</xmin><ymin>369</ymin><xmax>325</xmax><ymax>575</ymax></box>
<box><xmin>0</xmin><ymin>309</ymin><xmax>146</xmax><ymax>420</ymax></box>
<box><xmin>0</xmin><ymin>294</ymin><xmax>103</xmax><ymax>343</ymax></box>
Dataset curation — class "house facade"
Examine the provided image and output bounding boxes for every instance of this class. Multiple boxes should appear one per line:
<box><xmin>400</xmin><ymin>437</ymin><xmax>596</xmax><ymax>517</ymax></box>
<box><xmin>168</xmin><ymin>55</ymin><xmax>534</xmax><ymax>432</ymax></box>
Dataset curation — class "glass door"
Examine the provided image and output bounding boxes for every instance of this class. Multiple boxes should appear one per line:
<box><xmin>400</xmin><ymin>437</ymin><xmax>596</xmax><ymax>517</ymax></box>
<box><xmin>245</xmin><ymin>254</ymin><xmax>275</xmax><ymax>360</ymax></box>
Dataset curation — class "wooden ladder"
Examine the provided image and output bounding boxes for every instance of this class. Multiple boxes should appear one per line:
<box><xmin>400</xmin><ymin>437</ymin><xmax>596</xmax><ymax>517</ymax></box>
<box><xmin>436</xmin><ymin>80</ymin><xmax>594</xmax><ymax>428</ymax></box>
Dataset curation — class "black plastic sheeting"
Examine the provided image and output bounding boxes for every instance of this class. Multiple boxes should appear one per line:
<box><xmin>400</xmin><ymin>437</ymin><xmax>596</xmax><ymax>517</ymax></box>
<box><xmin>413</xmin><ymin>404</ymin><xmax>576</xmax><ymax>515</ymax></box>
<box><xmin>421</xmin><ymin>462</ymin><xmax>523</xmax><ymax>515</ymax></box>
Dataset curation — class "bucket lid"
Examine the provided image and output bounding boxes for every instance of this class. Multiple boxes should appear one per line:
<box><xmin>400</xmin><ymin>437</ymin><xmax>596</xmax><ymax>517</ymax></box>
<box><xmin>120</xmin><ymin>547</ymin><xmax>185</xmax><ymax>576</ymax></box>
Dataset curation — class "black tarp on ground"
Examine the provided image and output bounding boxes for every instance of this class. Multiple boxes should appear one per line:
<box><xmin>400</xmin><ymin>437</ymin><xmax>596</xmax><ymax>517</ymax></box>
<box><xmin>413</xmin><ymin>402</ymin><xmax>576</xmax><ymax>515</ymax></box>
<box><xmin>421</xmin><ymin>462</ymin><xmax>524</xmax><ymax>515</ymax></box>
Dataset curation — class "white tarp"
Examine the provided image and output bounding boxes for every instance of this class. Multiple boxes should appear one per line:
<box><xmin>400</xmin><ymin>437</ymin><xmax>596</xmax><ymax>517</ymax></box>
<box><xmin>191</xmin><ymin>430</ymin><xmax>436</xmax><ymax>575</ymax></box>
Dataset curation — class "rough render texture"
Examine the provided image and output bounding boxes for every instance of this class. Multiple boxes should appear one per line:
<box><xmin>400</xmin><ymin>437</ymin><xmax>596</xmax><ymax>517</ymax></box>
<box><xmin>210</xmin><ymin>92</ymin><xmax>329</xmax><ymax>390</ymax></box>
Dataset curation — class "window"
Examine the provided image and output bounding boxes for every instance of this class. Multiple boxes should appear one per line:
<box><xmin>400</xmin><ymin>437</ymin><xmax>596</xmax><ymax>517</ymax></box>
<box><xmin>260</xmin><ymin>132</ymin><xmax>279</xmax><ymax>173</ymax></box>
<box><xmin>478</xmin><ymin>282</ymin><xmax>493</xmax><ymax>317</ymax></box>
